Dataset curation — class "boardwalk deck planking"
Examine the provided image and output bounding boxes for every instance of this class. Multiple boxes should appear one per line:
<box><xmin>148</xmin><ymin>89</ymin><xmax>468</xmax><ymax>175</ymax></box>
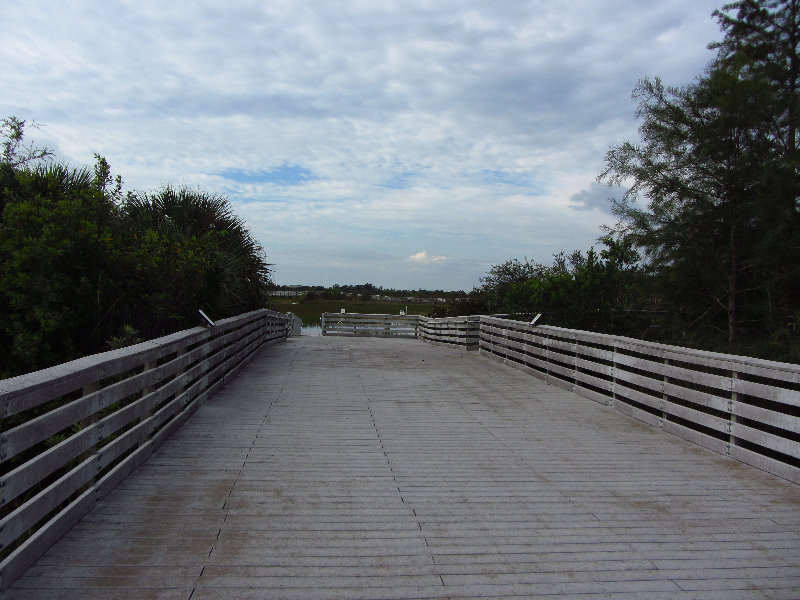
<box><xmin>4</xmin><ymin>336</ymin><xmax>799</xmax><ymax>599</ymax></box>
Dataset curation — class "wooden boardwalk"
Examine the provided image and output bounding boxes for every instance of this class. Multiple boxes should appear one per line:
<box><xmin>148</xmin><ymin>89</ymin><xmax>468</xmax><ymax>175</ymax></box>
<box><xmin>4</xmin><ymin>336</ymin><xmax>799</xmax><ymax>599</ymax></box>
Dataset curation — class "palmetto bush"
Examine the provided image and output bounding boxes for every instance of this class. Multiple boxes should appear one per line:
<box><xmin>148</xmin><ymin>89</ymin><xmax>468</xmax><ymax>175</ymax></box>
<box><xmin>117</xmin><ymin>186</ymin><xmax>272</xmax><ymax>337</ymax></box>
<box><xmin>1</xmin><ymin>122</ymin><xmax>272</xmax><ymax>376</ymax></box>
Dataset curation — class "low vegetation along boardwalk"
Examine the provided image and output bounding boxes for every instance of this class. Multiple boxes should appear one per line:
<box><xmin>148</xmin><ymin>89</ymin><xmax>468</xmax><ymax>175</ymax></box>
<box><xmin>6</xmin><ymin>336</ymin><xmax>800</xmax><ymax>599</ymax></box>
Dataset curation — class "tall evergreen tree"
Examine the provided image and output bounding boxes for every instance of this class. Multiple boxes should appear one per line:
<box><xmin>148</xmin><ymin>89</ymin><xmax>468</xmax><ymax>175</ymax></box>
<box><xmin>601</xmin><ymin>71</ymin><xmax>769</xmax><ymax>344</ymax></box>
<box><xmin>712</xmin><ymin>0</ymin><xmax>800</xmax><ymax>335</ymax></box>
<box><xmin>712</xmin><ymin>0</ymin><xmax>799</xmax><ymax>166</ymax></box>
<box><xmin>600</xmin><ymin>1</ymin><xmax>800</xmax><ymax>349</ymax></box>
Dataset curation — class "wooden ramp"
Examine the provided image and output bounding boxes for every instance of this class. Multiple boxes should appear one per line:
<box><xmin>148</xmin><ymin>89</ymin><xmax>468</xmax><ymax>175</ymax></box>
<box><xmin>5</xmin><ymin>337</ymin><xmax>799</xmax><ymax>599</ymax></box>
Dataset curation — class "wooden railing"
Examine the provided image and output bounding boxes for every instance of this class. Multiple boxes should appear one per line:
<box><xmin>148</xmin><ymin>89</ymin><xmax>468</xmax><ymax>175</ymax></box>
<box><xmin>321</xmin><ymin>313</ymin><xmax>420</xmax><ymax>337</ymax></box>
<box><xmin>320</xmin><ymin>313</ymin><xmax>481</xmax><ymax>346</ymax></box>
<box><xmin>418</xmin><ymin>315</ymin><xmax>480</xmax><ymax>348</ymax></box>
<box><xmin>477</xmin><ymin>316</ymin><xmax>800</xmax><ymax>485</ymax></box>
<box><xmin>0</xmin><ymin>309</ymin><xmax>289</xmax><ymax>590</ymax></box>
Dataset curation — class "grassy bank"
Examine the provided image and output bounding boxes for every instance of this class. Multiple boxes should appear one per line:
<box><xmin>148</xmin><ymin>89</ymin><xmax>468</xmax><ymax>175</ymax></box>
<box><xmin>269</xmin><ymin>297</ymin><xmax>445</xmax><ymax>326</ymax></box>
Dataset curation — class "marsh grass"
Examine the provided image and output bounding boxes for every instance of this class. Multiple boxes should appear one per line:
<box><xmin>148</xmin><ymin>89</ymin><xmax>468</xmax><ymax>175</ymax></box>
<box><xmin>269</xmin><ymin>297</ymin><xmax>444</xmax><ymax>326</ymax></box>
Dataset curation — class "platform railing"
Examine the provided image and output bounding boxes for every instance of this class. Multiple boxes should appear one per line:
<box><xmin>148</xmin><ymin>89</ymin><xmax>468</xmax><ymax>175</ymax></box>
<box><xmin>0</xmin><ymin>309</ymin><xmax>289</xmax><ymax>590</ymax></box>
<box><xmin>477</xmin><ymin>315</ymin><xmax>800</xmax><ymax>485</ymax></box>
<box><xmin>417</xmin><ymin>315</ymin><xmax>481</xmax><ymax>348</ymax></box>
<box><xmin>321</xmin><ymin>312</ymin><xmax>421</xmax><ymax>337</ymax></box>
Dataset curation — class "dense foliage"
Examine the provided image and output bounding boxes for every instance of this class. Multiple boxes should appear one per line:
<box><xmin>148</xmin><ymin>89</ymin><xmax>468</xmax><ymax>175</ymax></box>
<box><xmin>0</xmin><ymin>123</ymin><xmax>271</xmax><ymax>377</ymax></box>
<box><xmin>450</xmin><ymin>0</ymin><xmax>800</xmax><ymax>363</ymax></box>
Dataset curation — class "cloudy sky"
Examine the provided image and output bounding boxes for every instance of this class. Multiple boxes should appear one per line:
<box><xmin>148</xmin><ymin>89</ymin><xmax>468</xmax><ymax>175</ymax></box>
<box><xmin>2</xmin><ymin>0</ymin><xmax>725</xmax><ymax>291</ymax></box>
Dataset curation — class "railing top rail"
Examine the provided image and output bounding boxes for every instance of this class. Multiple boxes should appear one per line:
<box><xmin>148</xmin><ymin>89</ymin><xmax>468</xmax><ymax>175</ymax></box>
<box><xmin>321</xmin><ymin>312</ymin><xmax>422</xmax><ymax>318</ymax></box>
<box><xmin>0</xmin><ymin>309</ymin><xmax>287</xmax><ymax>404</ymax></box>
<box><xmin>419</xmin><ymin>315</ymin><xmax>482</xmax><ymax>322</ymax></box>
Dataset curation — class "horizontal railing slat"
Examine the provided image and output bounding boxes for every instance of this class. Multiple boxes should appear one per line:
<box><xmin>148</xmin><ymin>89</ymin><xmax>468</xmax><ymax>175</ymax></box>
<box><xmin>0</xmin><ymin>457</ymin><xmax>98</xmax><ymax>551</ymax></box>
<box><xmin>663</xmin><ymin>419</ymin><xmax>731</xmax><ymax>455</ymax></box>
<box><xmin>0</xmin><ymin>330</ymin><xmax>209</xmax><ymax>418</ymax></box>
<box><xmin>614</xmin><ymin>368</ymin><xmax>664</xmax><ymax>395</ymax></box>
<box><xmin>0</xmin><ymin>487</ymin><xmax>96</xmax><ymax>589</ymax></box>
<box><xmin>0</xmin><ymin>426</ymin><xmax>97</xmax><ymax>508</ymax></box>
<box><xmin>735</xmin><ymin>378</ymin><xmax>800</xmax><ymax>407</ymax></box>
<box><xmin>663</xmin><ymin>399</ymin><xmax>729</xmax><ymax>434</ymax></box>
<box><xmin>734</xmin><ymin>402</ymin><xmax>800</xmax><ymax>434</ymax></box>
<box><xmin>575</xmin><ymin>370</ymin><xmax>614</xmax><ymax>393</ymax></box>
<box><xmin>664</xmin><ymin>381</ymin><xmax>730</xmax><ymax>413</ymax></box>
<box><xmin>732</xmin><ymin>423</ymin><xmax>800</xmax><ymax>458</ymax></box>
<box><xmin>615</xmin><ymin>385</ymin><xmax>662</xmax><ymax>412</ymax></box>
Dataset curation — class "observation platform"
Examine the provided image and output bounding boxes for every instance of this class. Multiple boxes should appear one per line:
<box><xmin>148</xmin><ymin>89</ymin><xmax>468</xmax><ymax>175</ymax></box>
<box><xmin>5</xmin><ymin>336</ymin><xmax>799</xmax><ymax>599</ymax></box>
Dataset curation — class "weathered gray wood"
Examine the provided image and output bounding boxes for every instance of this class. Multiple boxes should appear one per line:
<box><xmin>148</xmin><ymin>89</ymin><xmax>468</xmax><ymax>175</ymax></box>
<box><xmin>732</xmin><ymin>422</ymin><xmax>800</xmax><ymax>458</ymax></box>
<box><xmin>610</xmin><ymin>395</ymin><xmax>663</xmax><ymax>427</ymax></box>
<box><xmin>0</xmin><ymin>458</ymin><xmax>98</xmax><ymax>550</ymax></box>
<box><xmin>729</xmin><ymin>444</ymin><xmax>800</xmax><ymax>483</ymax></box>
<box><xmin>471</xmin><ymin>315</ymin><xmax>799</xmax><ymax>483</ymax></box>
<box><xmin>575</xmin><ymin>355</ymin><xmax>614</xmax><ymax>377</ymax></box>
<box><xmin>0</xmin><ymin>329</ymin><xmax>209</xmax><ymax>417</ymax></box>
<box><xmin>0</xmin><ymin>309</ymin><xmax>290</xmax><ymax>592</ymax></box>
<box><xmin>418</xmin><ymin>316</ymin><xmax>480</xmax><ymax>349</ymax></box>
<box><xmin>574</xmin><ymin>369</ymin><xmax>614</xmax><ymax>393</ymax></box>
<box><xmin>3</xmin><ymin>311</ymin><xmax>798</xmax><ymax>596</ymax></box>
<box><xmin>574</xmin><ymin>383</ymin><xmax>613</xmax><ymax>405</ymax></box>
<box><xmin>735</xmin><ymin>377</ymin><xmax>800</xmax><ymax>407</ymax></box>
<box><xmin>4</xmin><ymin>336</ymin><xmax>798</xmax><ymax>599</ymax></box>
<box><xmin>0</xmin><ymin>426</ymin><xmax>97</xmax><ymax>507</ymax></box>
<box><xmin>614</xmin><ymin>366</ymin><xmax>665</xmax><ymax>394</ymax></box>
<box><xmin>0</xmin><ymin>488</ymin><xmax>96</xmax><ymax>592</ymax></box>
<box><xmin>734</xmin><ymin>401</ymin><xmax>800</xmax><ymax>434</ymax></box>
<box><xmin>663</xmin><ymin>399</ymin><xmax>729</xmax><ymax>434</ymax></box>
<box><xmin>662</xmin><ymin>419</ymin><xmax>731</xmax><ymax>454</ymax></box>
<box><xmin>664</xmin><ymin>381</ymin><xmax>730</xmax><ymax>413</ymax></box>
<box><xmin>323</xmin><ymin>313</ymin><xmax>426</xmax><ymax>339</ymax></box>
<box><xmin>1</xmin><ymin>394</ymin><xmax>99</xmax><ymax>461</ymax></box>
<box><xmin>615</xmin><ymin>384</ymin><xmax>662</xmax><ymax>411</ymax></box>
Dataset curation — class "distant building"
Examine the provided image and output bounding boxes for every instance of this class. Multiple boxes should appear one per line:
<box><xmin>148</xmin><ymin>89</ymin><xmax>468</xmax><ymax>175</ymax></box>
<box><xmin>269</xmin><ymin>290</ymin><xmax>304</xmax><ymax>297</ymax></box>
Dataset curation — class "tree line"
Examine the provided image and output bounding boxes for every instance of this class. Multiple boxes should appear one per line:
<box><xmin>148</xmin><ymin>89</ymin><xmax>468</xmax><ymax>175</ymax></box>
<box><xmin>0</xmin><ymin>118</ymin><xmax>272</xmax><ymax>378</ymax></box>
<box><xmin>449</xmin><ymin>0</ymin><xmax>800</xmax><ymax>363</ymax></box>
<box><xmin>272</xmin><ymin>283</ymin><xmax>466</xmax><ymax>300</ymax></box>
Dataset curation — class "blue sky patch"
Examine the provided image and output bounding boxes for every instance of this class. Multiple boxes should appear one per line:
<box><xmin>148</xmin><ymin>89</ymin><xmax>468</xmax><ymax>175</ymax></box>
<box><xmin>480</xmin><ymin>169</ymin><xmax>532</xmax><ymax>187</ymax></box>
<box><xmin>221</xmin><ymin>164</ymin><xmax>318</xmax><ymax>186</ymax></box>
<box><xmin>377</xmin><ymin>171</ymin><xmax>417</xmax><ymax>190</ymax></box>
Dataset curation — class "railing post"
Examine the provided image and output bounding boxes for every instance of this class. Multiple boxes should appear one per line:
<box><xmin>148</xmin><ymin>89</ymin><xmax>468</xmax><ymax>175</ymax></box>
<box><xmin>544</xmin><ymin>332</ymin><xmax>551</xmax><ymax>382</ymax></box>
<box><xmin>572</xmin><ymin>338</ymin><xmax>579</xmax><ymax>392</ymax></box>
<box><xmin>142</xmin><ymin>360</ymin><xmax>157</xmax><ymax>396</ymax></box>
<box><xmin>175</xmin><ymin>347</ymin><xmax>187</xmax><ymax>399</ymax></box>
<box><xmin>610</xmin><ymin>341</ymin><xmax>617</xmax><ymax>410</ymax></box>
<box><xmin>661</xmin><ymin>356</ymin><xmax>669</xmax><ymax>429</ymax></box>
<box><xmin>729</xmin><ymin>366</ymin><xmax>738</xmax><ymax>456</ymax></box>
<box><xmin>79</xmin><ymin>381</ymin><xmax>99</xmax><ymax>466</ymax></box>
<box><xmin>503</xmin><ymin>321</ymin><xmax>509</xmax><ymax>364</ymax></box>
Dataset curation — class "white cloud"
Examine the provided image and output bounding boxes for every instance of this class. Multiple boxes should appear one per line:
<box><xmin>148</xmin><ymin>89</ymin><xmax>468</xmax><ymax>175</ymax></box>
<box><xmin>0</xmin><ymin>0</ymin><xmax>725</xmax><ymax>290</ymax></box>
<box><xmin>409</xmin><ymin>251</ymin><xmax>446</xmax><ymax>263</ymax></box>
